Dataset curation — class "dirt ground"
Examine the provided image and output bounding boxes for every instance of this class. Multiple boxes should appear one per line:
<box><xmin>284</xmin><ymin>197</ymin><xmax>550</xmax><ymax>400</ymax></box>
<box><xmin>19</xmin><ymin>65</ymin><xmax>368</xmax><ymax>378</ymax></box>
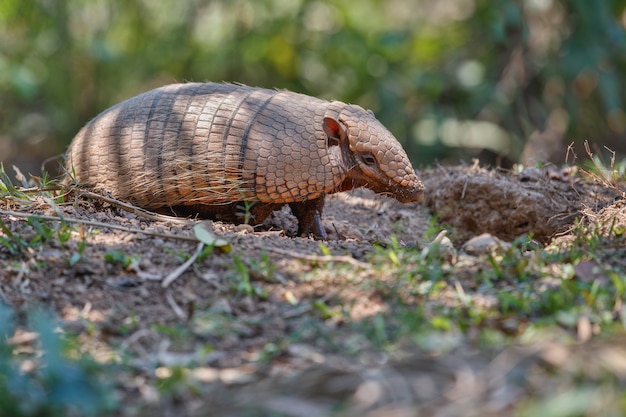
<box><xmin>3</xmin><ymin>164</ymin><xmax>612</xmax><ymax>330</ymax></box>
<box><xmin>1</xmin><ymin>163</ymin><xmax>624</xmax><ymax>416</ymax></box>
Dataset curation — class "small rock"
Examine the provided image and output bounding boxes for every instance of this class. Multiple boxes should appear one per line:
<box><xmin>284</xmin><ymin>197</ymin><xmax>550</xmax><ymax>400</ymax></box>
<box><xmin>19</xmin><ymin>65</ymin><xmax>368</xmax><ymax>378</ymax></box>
<box><xmin>462</xmin><ymin>233</ymin><xmax>510</xmax><ymax>255</ymax></box>
<box><xmin>519</xmin><ymin>166</ymin><xmax>543</xmax><ymax>182</ymax></box>
<box><xmin>236</xmin><ymin>224</ymin><xmax>254</xmax><ymax>234</ymax></box>
<box><xmin>421</xmin><ymin>230</ymin><xmax>456</xmax><ymax>261</ymax></box>
<box><xmin>107</xmin><ymin>276</ymin><xmax>142</xmax><ymax>289</ymax></box>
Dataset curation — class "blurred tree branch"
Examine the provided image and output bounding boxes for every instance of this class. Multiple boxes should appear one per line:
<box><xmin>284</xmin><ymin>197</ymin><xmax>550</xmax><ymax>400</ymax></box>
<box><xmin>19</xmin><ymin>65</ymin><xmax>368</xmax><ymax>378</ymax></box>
<box><xmin>0</xmin><ymin>0</ymin><xmax>625</xmax><ymax>172</ymax></box>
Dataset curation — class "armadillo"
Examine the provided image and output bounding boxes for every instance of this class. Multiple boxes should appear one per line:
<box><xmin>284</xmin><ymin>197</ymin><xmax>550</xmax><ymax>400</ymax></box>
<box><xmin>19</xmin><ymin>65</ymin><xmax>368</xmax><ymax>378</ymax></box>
<box><xmin>65</xmin><ymin>82</ymin><xmax>424</xmax><ymax>238</ymax></box>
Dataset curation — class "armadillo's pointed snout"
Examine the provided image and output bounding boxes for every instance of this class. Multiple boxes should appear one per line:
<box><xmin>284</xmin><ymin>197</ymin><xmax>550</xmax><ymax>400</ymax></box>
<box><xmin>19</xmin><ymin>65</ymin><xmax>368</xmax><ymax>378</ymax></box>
<box><xmin>391</xmin><ymin>167</ymin><xmax>425</xmax><ymax>203</ymax></box>
<box><xmin>397</xmin><ymin>180</ymin><xmax>425</xmax><ymax>203</ymax></box>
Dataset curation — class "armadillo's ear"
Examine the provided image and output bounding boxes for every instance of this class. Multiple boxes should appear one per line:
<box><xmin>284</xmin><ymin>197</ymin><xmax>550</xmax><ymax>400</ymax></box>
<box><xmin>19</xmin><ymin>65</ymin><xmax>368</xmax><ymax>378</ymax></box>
<box><xmin>323</xmin><ymin>117</ymin><xmax>348</xmax><ymax>147</ymax></box>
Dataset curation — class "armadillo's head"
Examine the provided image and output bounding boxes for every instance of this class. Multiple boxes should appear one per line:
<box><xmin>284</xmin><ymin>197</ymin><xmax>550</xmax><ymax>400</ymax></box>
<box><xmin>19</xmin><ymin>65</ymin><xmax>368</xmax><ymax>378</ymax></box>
<box><xmin>324</xmin><ymin>104</ymin><xmax>424</xmax><ymax>203</ymax></box>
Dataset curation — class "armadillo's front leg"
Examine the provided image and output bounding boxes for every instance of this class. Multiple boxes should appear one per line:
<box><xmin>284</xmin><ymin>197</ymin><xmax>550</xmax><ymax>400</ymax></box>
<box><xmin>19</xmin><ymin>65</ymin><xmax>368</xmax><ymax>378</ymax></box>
<box><xmin>290</xmin><ymin>197</ymin><xmax>327</xmax><ymax>239</ymax></box>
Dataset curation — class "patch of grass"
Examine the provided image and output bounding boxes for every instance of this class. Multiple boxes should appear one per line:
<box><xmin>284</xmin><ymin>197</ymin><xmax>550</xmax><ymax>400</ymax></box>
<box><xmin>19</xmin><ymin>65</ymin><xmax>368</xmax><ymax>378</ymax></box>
<box><xmin>236</xmin><ymin>189</ymin><xmax>255</xmax><ymax>225</ymax></box>
<box><xmin>68</xmin><ymin>236</ymin><xmax>87</xmax><ymax>266</ymax></box>
<box><xmin>319</xmin><ymin>220</ymin><xmax>626</xmax><ymax>354</ymax></box>
<box><xmin>104</xmin><ymin>249</ymin><xmax>140</xmax><ymax>270</ymax></box>
<box><xmin>0</xmin><ymin>216</ymin><xmax>80</xmax><ymax>258</ymax></box>
<box><xmin>163</xmin><ymin>247</ymin><xmax>192</xmax><ymax>263</ymax></box>
<box><xmin>0</xmin><ymin>164</ymin><xmax>83</xmax><ymax>261</ymax></box>
<box><xmin>0</xmin><ymin>217</ymin><xmax>29</xmax><ymax>255</ymax></box>
<box><xmin>580</xmin><ymin>142</ymin><xmax>626</xmax><ymax>188</ymax></box>
<box><xmin>0</xmin><ymin>163</ymin><xmax>31</xmax><ymax>201</ymax></box>
<box><xmin>227</xmin><ymin>254</ymin><xmax>268</xmax><ymax>298</ymax></box>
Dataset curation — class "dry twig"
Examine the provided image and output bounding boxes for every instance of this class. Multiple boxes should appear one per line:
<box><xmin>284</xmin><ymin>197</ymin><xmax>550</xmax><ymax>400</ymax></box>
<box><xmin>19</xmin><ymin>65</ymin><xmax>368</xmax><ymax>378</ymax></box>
<box><xmin>0</xmin><ymin>209</ymin><xmax>197</xmax><ymax>242</ymax></box>
<box><xmin>78</xmin><ymin>191</ymin><xmax>192</xmax><ymax>225</ymax></box>
<box><xmin>162</xmin><ymin>242</ymin><xmax>205</xmax><ymax>288</ymax></box>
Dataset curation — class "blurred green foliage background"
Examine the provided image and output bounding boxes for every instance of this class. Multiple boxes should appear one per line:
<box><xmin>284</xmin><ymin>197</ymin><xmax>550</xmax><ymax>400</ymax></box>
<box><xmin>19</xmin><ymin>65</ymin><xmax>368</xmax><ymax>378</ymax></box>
<box><xmin>1</xmin><ymin>0</ymin><xmax>626</xmax><ymax>175</ymax></box>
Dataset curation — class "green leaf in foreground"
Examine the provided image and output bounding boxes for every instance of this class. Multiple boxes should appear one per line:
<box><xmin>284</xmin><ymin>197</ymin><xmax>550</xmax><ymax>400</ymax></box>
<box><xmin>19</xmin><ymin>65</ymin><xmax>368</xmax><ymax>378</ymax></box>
<box><xmin>193</xmin><ymin>222</ymin><xmax>231</xmax><ymax>253</ymax></box>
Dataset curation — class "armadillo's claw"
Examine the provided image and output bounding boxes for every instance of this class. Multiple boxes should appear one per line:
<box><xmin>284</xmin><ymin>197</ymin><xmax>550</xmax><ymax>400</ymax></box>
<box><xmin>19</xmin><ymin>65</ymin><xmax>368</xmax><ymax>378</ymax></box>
<box><xmin>290</xmin><ymin>197</ymin><xmax>328</xmax><ymax>239</ymax></box>
<box><xmin>311</xmin><ymin>211</ymin><xmax>328</xmax><ymax>240</ymax></box>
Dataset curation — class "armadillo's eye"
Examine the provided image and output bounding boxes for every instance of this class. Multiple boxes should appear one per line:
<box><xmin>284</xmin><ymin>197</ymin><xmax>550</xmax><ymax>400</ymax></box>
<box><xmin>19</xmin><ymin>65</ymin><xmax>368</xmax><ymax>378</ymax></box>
<box><xmin>362</xmin><ymin>153</ymin><xmax>377</xmax><ymax>166</ymax></box>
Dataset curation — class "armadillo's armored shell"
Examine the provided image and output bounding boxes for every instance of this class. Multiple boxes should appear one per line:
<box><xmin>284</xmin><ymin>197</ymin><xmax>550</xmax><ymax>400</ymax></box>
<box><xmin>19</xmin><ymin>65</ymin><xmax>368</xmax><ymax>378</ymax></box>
<box><xmin>66</xmin><ymin>83</ymin><xmax>346</xmax><ymax>210</ymax></box>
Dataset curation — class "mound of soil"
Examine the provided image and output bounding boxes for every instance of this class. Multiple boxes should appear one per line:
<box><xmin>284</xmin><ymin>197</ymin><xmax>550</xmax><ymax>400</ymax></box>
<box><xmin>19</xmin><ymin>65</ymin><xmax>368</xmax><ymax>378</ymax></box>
<box><xmin>422</xmin><ymin>163</ymin><xmax>619</xmax><ymax>243</ymax></box>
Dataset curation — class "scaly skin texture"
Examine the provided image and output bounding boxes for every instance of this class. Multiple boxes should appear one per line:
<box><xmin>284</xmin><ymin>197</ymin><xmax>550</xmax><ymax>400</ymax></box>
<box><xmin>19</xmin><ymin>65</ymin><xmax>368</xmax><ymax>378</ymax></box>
<box><xmin>66</xmin><ymin>82</ymin><xmax>424</xmax><ymax>237</ymax></box>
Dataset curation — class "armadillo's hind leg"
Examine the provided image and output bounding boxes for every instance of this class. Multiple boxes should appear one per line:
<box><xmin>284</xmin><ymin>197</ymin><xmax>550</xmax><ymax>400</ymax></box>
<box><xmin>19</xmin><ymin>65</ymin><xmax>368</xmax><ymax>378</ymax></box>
<box><xmin>246</xmin><ymin>202</ymin><xmax>281</xmax><ymax>225</ymax></box>
<box><xmin>290</xmin><ymin>197</ymin><xmax>328</xmax><ymax>239</ymax></box>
